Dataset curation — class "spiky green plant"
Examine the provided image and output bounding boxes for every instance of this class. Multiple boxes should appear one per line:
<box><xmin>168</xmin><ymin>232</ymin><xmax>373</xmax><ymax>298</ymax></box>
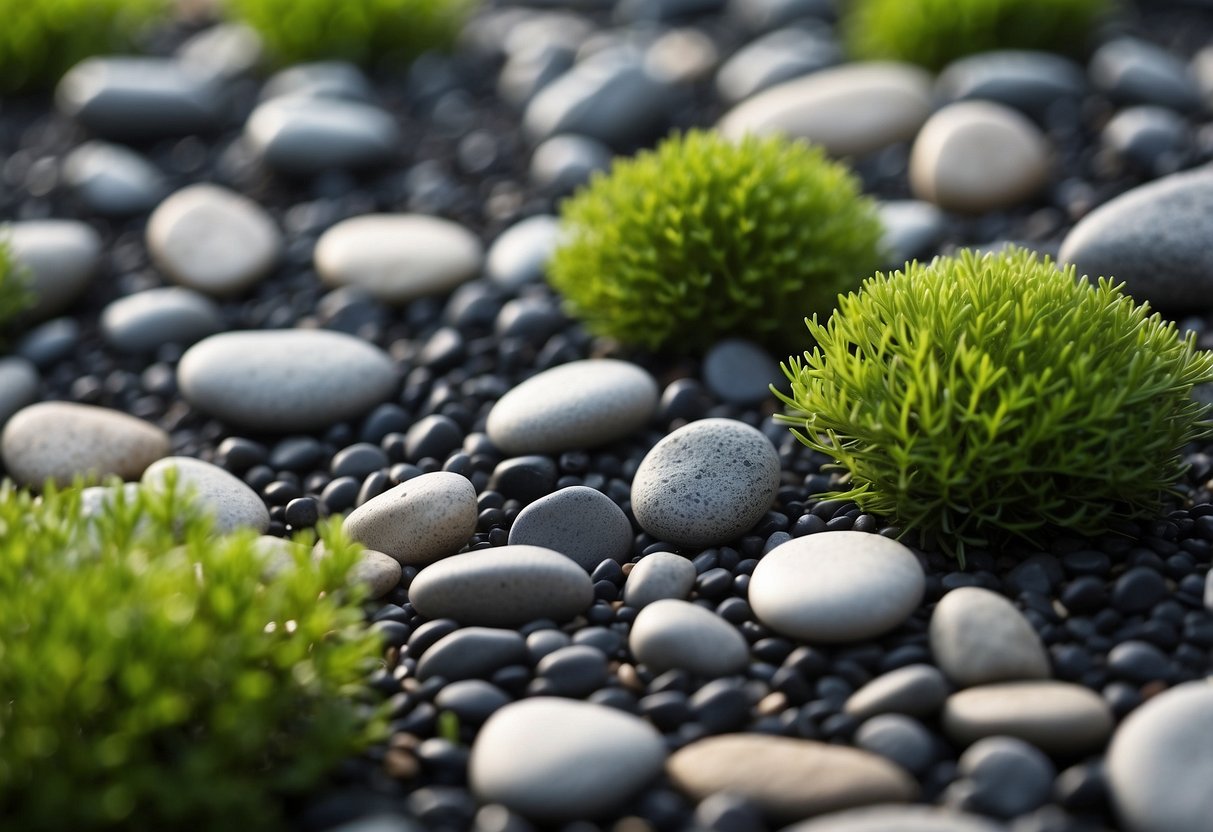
<box><xmin>775</xmin><ymin>247</ymin><xmax>1213</xmax><ymax>560</ymax></box>
<box><xmin>0</xmin><ymin>237</ymin><xmax>32</xmax><ymax>332</ymax></box>
<box><xmin>224</xmin><ymin>0</ymin><xmax>477</xmax><ymax>67</ymax></box>
<box><xmin>0</xmin><ymin>0</ymin><xmax>167</xmax><ymax>94</ymax></box>
<box><xmin>548</xmin><ymin>129</ymin><xmax>884</xmax><ymax>353</ymax></box>
<box><xmin>0</xmin><ymin>478</ymin><xmax>384</xmax><ymax>831</ymax></box>
<box><xmin>842</xmin><ymin>0</ymin><xmax>1111</xmax><ymax>71</ymax></box>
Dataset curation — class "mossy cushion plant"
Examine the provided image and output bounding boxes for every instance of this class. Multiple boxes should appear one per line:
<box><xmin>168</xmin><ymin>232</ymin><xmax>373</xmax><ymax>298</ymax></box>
<box><xmin>775</xmin><ymin>247</ymin><xmax>1213</xmax><ymax>560</ymax></box>
<box><xmin>0</xmin><ymin>0</ymin><xmax>167</xmax><ymax>94</ymax></box>
<box><xmin>548</xmin><ymin>129</ymin><xmax>884</xmax><ymax>353</ymax></box>
<box><xmin>0</xmin><ymin>479</ymin><xmax>383</xmax><ymax>830</ymax></box>
<box><xmin>842</xmin><ymin>0</ymin><xmax>1111</xmax><ymax>72</ymax></box>
<box><xmin>225</xmin><ymin>0</ymin><xmax>477</xmax><ymax>67</ymax></box>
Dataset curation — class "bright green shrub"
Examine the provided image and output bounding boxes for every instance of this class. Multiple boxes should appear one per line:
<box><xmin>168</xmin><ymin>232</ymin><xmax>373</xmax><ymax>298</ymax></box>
<box><xmin>0</xmin><ymin>0</ymin><xmax>167</xmax><ymax>94</ymax></box>
<box><xmin>225</xmin><ymin>0</ymin><xmax>477</xmax><ymax>67</ymax></box>
<box><xmin>776</xmin><ymin>248</ymin><xmax>1213</xmax><ymax>560</ymax></box>
<box><xmin>0</xmin><ymin>479</ymin><xmax>384</xmax><ymax>831</ymax></box>
<box><xmin>0</xmin><ymin>238</ymin><xmax>32</xmax><ymax>331</ymax></box>
<box><xmin>842</xmin><ymin>0</ymin><xmax>1111</xmax><ymax>71</ymax></box>
<box><xmin>548</xmin><ymin>129</ymin><xmax>884</xmax><ymax>353</ymax></box>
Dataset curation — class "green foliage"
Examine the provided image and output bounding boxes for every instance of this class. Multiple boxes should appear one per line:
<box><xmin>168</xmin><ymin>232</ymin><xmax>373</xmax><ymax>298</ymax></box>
<box><xmin>0</xmin><ymin>478</ymin><xmax>384</xmax><ymax>831</ymax></box>
<box><xmin>842</xmin><ymin>0</ymin><xmax>1111</xmax><ymax>71</ymax></box>
<box><xmin>0</xmin><ymin>0</ymin><xmax>167</xmax><ymax>94</ymax></box>
<box><xmin>225</xmin><ymin>0</ymin><xmax>477</xmax><ymax>67</ymax></box>
<box><xmin>0</xmin><ymin>237</ymin><xmax>33</xmax><ymax>333</ymax></box>
<box><xmin>776</xmin><ymin>248</ymin><xmax>1213</xmax><ymax>560</ymax></box>
<box><xmin>548</xmin><ymin>130</ymin><xmax>884</xmax><ymax>353</ymax></box>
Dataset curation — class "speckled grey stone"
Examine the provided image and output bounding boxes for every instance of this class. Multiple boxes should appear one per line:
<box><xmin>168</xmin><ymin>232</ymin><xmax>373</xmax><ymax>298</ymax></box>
<box><xmin>508</xmin><ymin>485</ymin><xmax>632</xmax><ymax>571</ymax></box>
<box><xmin>409</xmin><ymin>545</ymin><xmax>594</xmax><ymax>627</ymax></box>
<box><xmin>1058</xmin><ymin>168</ymin><xmax>1213</xmax><ymax>312</ymax></box>
<box><xmin>100</xmin><ymin>287</ymin><xmax>223</xmax><ymax>353</ymax></box>
<box><xmin>0</xmin><ymin>357</ymin><xmax>38</xmax><ymax>428</ymax></box>
<box><xmin>631</xmin><ymin>418</ymin><xmax>779</xmax><ymax>548</ymax></box>
<box><xmin>624</xmin><ymin>551</ymin><xmax>698</xmax><ymax>608</ymax></box>
<box><xmin>142</xmin><ymin>456</ymin><xmax>270</xmax><ymax>534</ymax></box>
<box><xmin>781</xmin><ymin>805</ymin><xmax>1006</xmax><ymax>832</ymax></box>
<box><xmin>5</xmin><ymin>219</ymin><xmax>101</xmax><ymax>320</ymax></box>
<box><xmin>941</xmin><ymin>681</ymin><xmax>1114</xmax><ymax>754</ymax></box>
<box><xmin>178</xmin><ymin>330</ymin><xmax>397</xmax><ymax>432</ymax></box>
<box><xmin>244</xmin><ymin>95</ymin><xmax>400</xmax><ymax>175</ymax></box>
<box><xmin>486</xmin><ymin>215</ymin><xmax>560</xmax><ymax>289</ymax></box>
<box><xmin>352</xmin><ymin>550</ymin><xmax>403</xmax><ymax>599</ymax></box>
<box><xmin>471</xmin><ymin>698</ymin><xmax>666</xmax><ymax>821</ymax></box>
<box><xmin>930</xmin><ymin>587</ymin><xmax>1051</xmax><ymax>687</ymax></box>
<box><xmin>1106</xmin><ymin>681</ymin><xmax>1213</xmax><ymax>832</ymax></box>
<box><xmin>878</xmin><ymin>200</ymin><xmax>945</xmax><ymax>267</ymax></box>
<box><xmin>629</xmin><ymin>599</ymin><xmax>749</xmax><ymax>678</ymax></box>
<box><xmin>487</xmin><ymin>359</ymin><xmax>658</xmax><ymax>455</ymax></box>
<box><xmin>936</xmin><ymin>51</ymin><xmax>1087</xmax><ymax>119</ymax></box>
<box><xmin>61</xmin><ymin>141</ymin><xmax>166</xmax><ymax>216</ymax></box>
<box><xmin>314</xmin><ymin>214</ymin><xmax>482</xmax><ymax>304</ymax></box>
<box><xmin>715</xmin><ymin>25</ymin><xmax>839</xmax><ymax>104</ymax></box>
<box><xmin>530</xmin><ymin>133</ymin><xmax>612</xmax><ymax>194</ymax></box>
<box><xmin>147</xmin><ymin>184</ymin><xmax>283</xmax><ymax>296</ymax></box>
<box><xmin>343</xmin><ymin>473</ymin><xmax>478</xmax><ymax>567</ymax></box>
<box><xmin>2</xmin><ymin>402</ymin><xmax>169</xmax><ymax>488</ymax></box>
<box><xmin>751</xmin><ymin>531</ymin><xmax>924</xmax><ymax>643</ymax></box>
<box><xmin>845</xmin><ymin>664</ymin><xmax>951</xmax><ymax>720</ymax></box>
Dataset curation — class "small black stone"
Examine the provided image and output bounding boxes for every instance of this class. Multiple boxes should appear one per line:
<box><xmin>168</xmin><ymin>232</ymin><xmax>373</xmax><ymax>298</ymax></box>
<box><xmin>488</xmin><ymin>455</ymin><xmax>558</xmax><ymax>504</ymax></box>
<box><xmin>285</xmin><ymin>496</ymin><xmax>320</xmax><ymax>529</ymax></box>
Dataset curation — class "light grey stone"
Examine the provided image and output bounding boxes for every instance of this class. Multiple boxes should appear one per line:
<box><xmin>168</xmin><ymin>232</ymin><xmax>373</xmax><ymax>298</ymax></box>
<box><xmin>930</xmin><ymin>587</ymin><xmax>1051</xmax><ymax>687</ymax></box>
<box><xmin>100</xmin><ymin>287</ymin><xmax>223</xmax><ymax>353</ymax></box>
<box><xmin>486</xmin><ymin>215</ymin><xmax>561</xmax><ymax>289</ymax></box>
<box><xmin>936</xmin><ymin>51</ymin><xmax>1087</xmax><ymax>119</ymax></box>
<box><xmin>1102</xmin><ymin>105</ymin><xmax>1191</xmax><ymax>175</ymax></box>
<box><xmin>715</xmin><ymin>26</ymin><xmax>839</xmax><ymax>104</ymax></box>
<box><xmin>251</xmin><ymin>534</ymin><xmax>307</xmax><ymax>579</ymax></box>
<box><xmin>352</xmin><ymin>550</ymin><xmax>403</xmax><ymax>599</ymax></box>
<box><xmin>508</xmin><ymin>485</ymin><xmax>632</xmax><ymax>571</ymax></box>
<box><xmin>1205</xmin><ymin>569</ymin><xmax>1213</xmax><ymax>612</ymax></box>
<box><xmin>499</xmin><ymin>42</ymin><xmax>576</xmax><ymax>107</ymax></box>
<box><xmin>878</xmin><ymin>200</ymin><xmax>945</xmax><ymax>267</ymax></box>
<box><xmin>79</xmin><ymin>482</ymin><xmax>144</xmax><ymax>519</ymax></box>
<box><xmin>781</xmin><ymin>805</ymin><xmax>1006</xmax><ymax>832</ymax></box>
<box><xmin>342</xmin><ymin>473</ymin><xmax>478</xmax><ymax>567</ymax></box>
<box><xmin>177</xmin><ymin>23</ymin><xmax>264</xmax><ymax>82</ymax></box>
<box><xmin>142</xmin><ymin>456</ymin><xmax>270</xmax><ymax>534</ymax></box>
<box><xmin>941</xmin><ymin>681</ymin><xmax>1114</xmax><ymax>755</ymax></box>
<box><xmin>644</xmin><ymin>28</ymin><xmax>719</xmax><ymax>85</ymax></box>
<box><xmin>1091</xmin><ymin>37</ymin><xmax>1202</xmax><ymax>113</ymax></box>
<box><xmin>845</xmin><ymin>664</ymin><xmax>951</xmax><ymax>720</ymax></box>
<box><xmin>62</xmin><ymin>141</ymin><xmax>166</xmax><ymax>216</ymax></box>
<box><xmin>949</xmin><ymin>736</ymin><xmax>1054</xmax><ymax>819</ymax></box>
<box><xmin>631</xmin><ymin>418</ymin><xmax>780</xmax><ymax>548</ymax></box>
<box><xmin>0</xmin><ymin>357</ymin><xmax>38</xmax><ymax>428</ymax></box>
<box><xmin>530</xmin><ymin>133</ymin><xmax>612</xmax><ymax>194</ymax></box>
<box><xmin>245</xmin><ymin>96</ymin><xmax>400</xmax><ymax>175</ymax></box>
<box><xmin>629</xmin><ymin>599</ymin><xmax>749</xmax><ymax>678</ymax></box>
<box><xmin>5</xmin><ymin>219</ymin><xmax>101</xmax><ymax>320</ymax></box>
<box><xmin>260</xmin><ymin>61</ymin><xmax>374</xmax><ymax>102</ymax></box>
<box><xmin>624</xmin><ymin>551</ymin><xmax>697</xmax><ymax>608</ymax></box>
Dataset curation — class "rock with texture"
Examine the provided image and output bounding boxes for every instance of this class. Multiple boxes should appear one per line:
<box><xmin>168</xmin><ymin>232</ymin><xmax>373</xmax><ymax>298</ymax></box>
<box><xmin>142</xmin><ymin>456</ymin><xmax>270</xmax><ymax>534</ymax></box>
<box><xmin>343</xmin><ymin>473</ymin><xmax>477</xmax><ymax>567</ymax></box>
<box><xmin>5</xmin><ymin>220</ymin><xmax>101</xmax><ymax>320</ymax></box>
<box><xmin>629</xmin><ymin>599</ymin><xmax>749</xmax><ymax>678</ymax></box>
<box><xmin>507</xmin><ymin>486</ymin><xmax>632</xmax><ymax>571</ymax></box>
<box><xmin>624</xmin><ymin>551</ymin><xmax>698</xmax><ymax>608</ymax></box>
<box><xmin>0</xmin><ymin>358</ymin><xmax>39</xmax><ymax>428</ymax></box>
<box><xmin>941</xmin><ymin>681</ymin><xmax>1114</xmax><ymax>755</ymax></box>
<box><xmin>244</xmin><ymin>96</ymin><xmax>400</xmax><ymax>175</ymax></box>
<box><xmin>930</xmin><ymin>587</ymin><xmax>1051</xmax><ymax>687</ymax></box>
<box><xmin>100</xmin><ymin>287</ymin><xmax>223</xmax><ymax>353</ymax></box>
<box><xmin>352</xmin><ymin>550</ymin><xmax>402</xmax><ymax>599</ymax></box>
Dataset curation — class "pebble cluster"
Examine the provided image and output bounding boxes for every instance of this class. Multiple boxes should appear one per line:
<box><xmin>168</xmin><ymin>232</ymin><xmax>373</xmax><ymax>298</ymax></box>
<box><xmin>2</xmin><ymin>2</ymin><xmax>1213</xmax><ymax>832</ymax></box>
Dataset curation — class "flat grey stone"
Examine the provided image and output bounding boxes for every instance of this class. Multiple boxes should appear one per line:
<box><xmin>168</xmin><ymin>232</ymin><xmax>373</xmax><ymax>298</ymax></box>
<box><xmin>5</xmin><ymin>219</ymin><xmax>101</xmax><ymax>320</ymax></box>
<box><xmin>315</xmin><ymin>214</ymin><xmax>482</xmax><ymax>304</ymax></box>
<box><xmin>418</xmin><ymin>627</ymin><xmax>528</xmax><ymax>682</ymax></box>
<box><xmin>930</xmin><ymin>587</ymin><xmax>1051</xmax><ymax>687</ymax></box>
<box><xmin>853</xmin><ymin>714</ymin><xmax>937</xmax><ymax>774</ymax></box>
<box><xmin>631</xmin><ymin>418</ymin><xmax>780</xmax><ymax>548</ymax></box>
<box><xmin>142</xmin><ymin>456</ymin><xmax>270</xmax><ymax>534</ymax></box>
<box><xmin>702</xmin><ymin>338</ymin><xmax>780</xmax><ymax>405</ymax></box>
<box><xmin>434</xmin><ymin>679</ymin><xmax>512</xmax><ymax>724</ymax></box>
<box><xmin>529</xmin><ymin>133</ymin><xmax>612</xmax><ymax>194</ymax></box>
<box><xmin>470</xmin><ymin>698</ymin><xmax>666</xmax><ymax>821</ymax></box>
<box><xmin>147</xmin><ymin>184</ymin><xmax>282</xmax><ymax>296</ymax></box>
<box><xmin>629</xmin><ymin>599</ymin><xmax>749</xmax><ymax>678</ymax></box>
<box><xmin>61</xmin><ymin>141</ymin><xmax>166</xmax><ymax>216</ymax></box>
<box><xmin>343</xmin><ymin>473</ymin><xmax>478</xmax><ymax>567</ymax></box>
<box><xmin>715</xmin><ymin>26</ymin><xmax>839</xmax><ymax>104</ymax></box>
<box><xmin>781</xmin><ymin>805</ymin><xmax>1006</xmax><ymax>832</ymax></box>
<box><xmin>486</xmin><ymin>215</ymin><xmax>560</xmax><ymax>289</ymax></box>
<box><xmin>245</xmin><ymin>95</ymin><xmax>400</xmax><ymax>175</ymax></box>
<box><xmin>260</xmin><ymin>61</ymin><xmax>374</xmax><ymax>102</ymax></box>
<box><xmin>1091</xmin><ymin>37</ymin><xmax>1202</xmax><ymax>113</ymax></box>
<box><xmin>0</xmin><ymin>357</ymin><xmax>38</xmax><ymax>428</ymax></box>
<box><xmin>409</xmin><ymin>545</ymin><xmax>595</xmax><ymax>627</ymax></box>
<box><xmin>1106</xmin><ymin>681</ymin><xmax>1213</xmax><ymax>832</ymax></box>
<box><xmin>668</xmin><ymin>734</ymin><xmax>918</xmax><ymax>822</ymax></box>
<box><xmin>56</xmin><ymin>57</ymin><xmax>223</xmax><ymax>140</ymax></box>
<box><xmin>941</xmin><ymin>681</ymin><xmax>1114</xmax><ymax>755</ymax></box>
<box><xmin>508</xmin><ymin>485</ymin><xmax>632</xmax><ymax>571</ymax></box>
<box><xmin>845</xmin><ymin>664</ymin><xmax>951</xmax><ymax>720</ymax></box>
<box><xmin>624</xmin><ymin>551</ymin><xmax>698</xmax><ymax>608</ymax></box>
<box><xmin>2</xmin><ymin>402</ymin><xmax>169</xmax><ymax>488</ymax></box>
<box><xmin>949</xmin><ymin>736</ymin><xmax>1054</xmax><ymax>819</ymax></box>
<box><xmin>1058</xmin><ymin>168</ymin><xmax>1213</xmax><ymax>312</ymax></box>
<box><xmin>177</xmin><ymin>329</ymin><xmax>397</xmax><ymax>432</ymax></box>
<box><xmin>936</xmin><ymin>51</ymin><xmax>1087</xmax><ymax>119</ymax></box>
<box><xmin>878</xmin><ymin>200</ymin><xmax>945</xmax><ymax>268</ymax></box>
<box><xmin>487</xmin><ymin>359</ymin><xmax>658</xmax><ymax>455</ymax></box>
<box><xmin>177</xmin><ymin>22</ymin><xmax>264</xmax><ymax>83</ymax></box>
<box><xmin>750</xmin><ymin>531</ymin><xmax>925</xmax><ymax>643</ymax></box>
<box><xmin>100</xmin><ymin>287</ymin><xmax>223</xmax><ymax>353</ymax></box>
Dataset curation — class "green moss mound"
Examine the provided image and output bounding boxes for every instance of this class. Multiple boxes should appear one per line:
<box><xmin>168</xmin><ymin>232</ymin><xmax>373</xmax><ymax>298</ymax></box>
<box><xmin>548</xmin><ymin>129</ymin><xmax>884</xmax><ymax>353</ymax></box>
<box><xmin>776</xmin><ymin>248</ymin><xmax>1213</xmax><ymax>559</ymax></box>
<box><xmin>0</xmin><ymin>0</ymin><xmax>167</xmax><ymax>94</ymax></box>
<box><xmin>842</xmin><ymin>0</ymin><xmax>1111</xmax><ymax>71</ymax></box>
<box><xmin>225</xmin><ymin>0</ymin><xmax>477</xmax><ymax>67</ymax></box>
<box><xmin>0</xmin><ymin>479</ymin><xmax>383</xmax><ymax>830</ymax></box>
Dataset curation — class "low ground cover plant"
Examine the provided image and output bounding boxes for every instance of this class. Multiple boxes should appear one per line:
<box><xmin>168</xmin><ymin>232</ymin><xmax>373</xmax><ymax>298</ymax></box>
<box><xmin>776</xmin><ymin>247</ymin><xmax>1213</xmax><ymax>560</ymax></box>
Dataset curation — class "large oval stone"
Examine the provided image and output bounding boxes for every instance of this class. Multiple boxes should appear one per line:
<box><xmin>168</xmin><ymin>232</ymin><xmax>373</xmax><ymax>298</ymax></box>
<box><xmin>629</xmin><ymin>599</ymin><xmax>749</xmax><ymax>678</ymax></box>
<box><xmin>930</xmin><ymin>587</ymin><xmax>1051</xmax><ymax>687</ymax></box>
<box><xmin>142</xmin><ymin>456</ymin><xmax>270</xmax><ymax>534</ymax></box>
<box><xmin>941</xmin><ymin>681</ymin><xmax>1114</xmax><ymax>755</ymax></box>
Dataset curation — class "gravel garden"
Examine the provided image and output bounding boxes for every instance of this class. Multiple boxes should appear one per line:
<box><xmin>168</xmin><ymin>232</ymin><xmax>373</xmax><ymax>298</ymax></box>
<box><xmin>2</xmin><ymin>0</ymin><xmax>1213</xmax><ymax>830</ymax></box>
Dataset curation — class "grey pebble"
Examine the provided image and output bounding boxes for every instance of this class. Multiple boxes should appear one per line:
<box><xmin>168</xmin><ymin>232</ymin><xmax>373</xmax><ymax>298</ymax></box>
<box><xmin>726</xmin><ymin>0</ymin><xmax>834</xmax><ymax>33</ymax></box>
<box><xmin>536</xmin><ymin>644</ymin><xmax>609</xmax><ymax>697</ymax></box>
<box><xmin>0</xmin><ymin>357</ymin><xmax>38</xmax><ymax>428</ymax></box>
<box><xmin>486</xmin><ymin>215</ymin><xmax>560</xmax><ymax>290</ymax></box>
<box><xmin>853</xmin><ymin>714</ymin><xmax>938</xmax><ymax>775</ymax></box>
<box><xmin>261</xmin><ymin>60</ymin><xmax>374</xmax><ymax>102</ymax></box>
<box><xmin>61</xmin><ymin>141</ymin><xmax>166</xmax><ymax>216</ymax></box>
<box><xmin>499</xmin><ymin>41</ymin><xmax>576</xmax><ymax>108</ymax></box>
<box><xmin>715</xmin><ymin>25</ymin><xmax>839</xmax><ymax>104</ymax></box>
<box><xmin>1091</xmin><ymin>37</ymin><xmax>1202</xmax><ymax>113</ymax></box>
<box><xmin>142</xmin><ymin>456</ymin><xmax>270</xmax><ymax>534</ymax></box>
<box><xmin>702</xmin><ymin>338</ymin><xmax>781</xmax><ymax>405</ymax></box>
<box><xmin>936</xmin><ymin>51</ymin><xmax>1087</xmax><ymax>120</ymax></box>
<box><xmin>629</xmin><ymin>599</ymin><xmax>749</xmax><ymax>678</ymax></box>
<box><xmin>1204</xmin><ymin>569</ymin><xmax>1213</xmax><ymax>612</ymax></box>
<box><xmin>623</xmin><ymin>551</ymin><xmax>698</xmax><ymax>608</ymax></box>
<box><xmin>1102</xmin><ymin>105</ymin><xmax>1191</xmax><ymax>174</ymax></box>
<box><xmin>941</xmin><ymin>681</ymin><xmax>1114</xmax><ymax>755</ymax></box>
<box><xmin>930</xmin><ymin>587</ymin><xmax>1051</xmax><ymax>687</ymax></box>
<box><xmin>947</xmin><ymin>736</ymin><xmax>1055</xmax><ymax>819</ymax></box>
<box><xmin>15</xmin><ymin>318</ymin><xmax>80</xmax><ymax>368</ymax></box>
<box><xmin>100</xmin><ymin>287</ymin><xmax>223</xmax><ymax>353</ymax></box>
<box><xmin>508</xmin><ymin>485</ymin><xmax>632</xmax><ymax>572</ymax></box>
<box><xmin>5</xmin><ymin>219</ymin><xmax>101</xmax><ymax>321</ymax></box>
<box><xmin>878</xmin><ymin>200</ymin><xmax>945</xmax><ymax>268</ymax></box>
<box><xmin>529</xmin><ymin>133</ymin><xmax>612</xmax><ymax>194</ymax></box>
<box><xmin>244</xmin><ymin>95</ymin><xmax>400</xmax><ymax>175</ymax></box>
<box><xmin>417</xmin><ymin>628</ymin><xmax>528</xmax><ymax>682</ymax></box>
<box><xmin>351</xmin><ymin>550</ymin><xmax>403</xmax><ymax>599</ymax></box>
<box><xmin>526</xmin><ymin>629</ymin><xmax>572</xmax><ymax>664</ymax></box>
<box><xmin>434</xmin><ymin>680</ymin><xmax>512</xmax><ymax>725</ymax></box>
<box><xmin>177</xmin><ymin>22</ymin><xmax>264</xmax><ymax>82</ymax></box>
<box><xmin>343</xmin><ymin>473</ymin><xmax>478</xmax><ymax>567</ymax></box>
<box><xmin>845</xmin><ymin>664</ymin><xmax>951</xmax><ymax>721</ymax></box>
<box><xmin>780</xmin><ymin>805</ymin><xmax>1007</xmax><ymax>832</ymax></box>
<box><xmin>79</xmin><ymin>482</ymin><xmax>144</xmax><ymax>520</ymax></box>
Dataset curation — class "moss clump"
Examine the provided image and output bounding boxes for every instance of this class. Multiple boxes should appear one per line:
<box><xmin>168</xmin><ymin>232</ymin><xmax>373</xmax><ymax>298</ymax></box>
<box><xmin>776</xmin><ymin>248</ymin><xmax>1213</xmax><ymax>560</ymax></box>
<box><xmin>0</xmin><ymin>238</ymin><xmax>32</xmax><ymax>332</ymax></box>
<box><xmin>842</xmin><ymin>0</ymin><xmax>1111</xmax><ymax>71</ymax></box>
<box><xmin>225</xmin><ymin>0</ymin><xmax>477</xmax><ymax>67</ymax></box>
<box><xmin>548</xmin><ymin>129</ymin><xmax>884</xmax><ymax>353</ymax></box>
<box><xmin>0</xmin><ymin>0</ymin><xmax>167</xmax><ymax>94</ymax></box>
<box><xmin>0</xmin><ymin>479</ymin><xmax>383</xmax><ymax>831</ymax></box>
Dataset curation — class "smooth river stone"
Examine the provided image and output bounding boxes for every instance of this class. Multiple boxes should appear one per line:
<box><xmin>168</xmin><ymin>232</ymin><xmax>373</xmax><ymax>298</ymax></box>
<box><xmin>342</xmin><ymin>472</ymin><xmax>478</xmax><ymax>567</ymax></box>
<box><xmin>147</xmin><ymin>184</ymin><xmax>283</xmax><ymax>296</ymax></box>
<box><xmin>351</xmin><ymin>550</ymin><xmax>403</xmax><ymax>599</ymax></box>
<box><xmin>941</xmin><ymin>681</ymin><xmax>1114</xmax><ymax>755</ymax></box>
<box><xmin>750</xmin><ymin>531</ymin><xmax>925</xmax><ymax>643</ymax></box>
<box><xmin>177</xmin><ymin>330</ymin><xmax>397</xmax><ymax>432</ymax></box>
<box><xmin>470</xmin><ymin>698</ymin><xmax>667</xmax><ymax>821</ymax></box>
<box><xmin>62</xmin><ymin>140</ymin><xmax>166</xmax><ymax>216</ymax></box>
<box><xmin>507</xmin><ymin>485</ymin><xmax>633</xmax><ymax>571</ymax></box>
<box><xmin>486</xmin><ymin>359</ymin><xmax>659</xmax><ymax>455</ymax></box>
<box><xmin>1106</xmin><ymin>681</ymin><xmax>1213</xmax><ymax>832</ymax></box>
<box><xmin>100</xmin><ymin>287</ymin><xmax>223</xmax><ymax>353</ymax></box>
<box><xmin>5</xmin><ymin>219</ymin><xmax>101</xmax><ymax>320</ymax></box>
<box><xmin>0</xmin><ymin>357</ymin><xmax>39</xmax><ymax>428</ymax></box>
<box><xmin>1058</xmin><ymin>168</ymin><xmax>1213</xmax><ymax>311</ymax></box>
<box><xmin>930</xmin><ymin>587</ymin><xmax>1051</xmax><ymax>687</ymax></box>
<box><xmin>485</xmin><ymin>214</ymin><xmax>560</xmax><ymax>290</ymax></box>
<box><xmin>717</xmin><ymin>61</ymin><xmax>932</xmax><ymax>157</ymax></box>
<box><xmin>629</xmin><ymin>599</ymin><xmax>749</xmax><ymax>678</ymax></box>
<box><xmin>142</xmin><ymin>456</ymin><xmax>270</xmax><ymax>533</ymax></box>
<box><xmin>1</xmin><ymin>402</ymin><xmax>169</xmax><ymax>488</ymax></box>
<box><xmin>845</xmin><ymin>664</ymin><xmax>951</xmax><ymax>721</ymax></box>
<box><xmin>624</xmin><ymin>551</ymin><xmax>698</xmax><ymax>608</ymax></box>
<box><xmin>408</xmin><ymin>545</ymin><xmax>594</xmax><ymax>627</ymax></box>
<box><xmin>631</xmin><ymin>418</ymin><xmax>780</xmax><ymax>548</ymax></box>
<box><xmin>936</xmin><ymin>51</ymin><xmax>1087</xmax><ymax>119</ymax></box>
<box><xmin>314</xmin><ymin>214</ymin><xmax>482</xmax><ymax>304</ymax></box>
<box><xmin>782</xmin><ymin>805</ymin><xmax>1007</xmax><ymax>832</ymax></box>
<box><xmin>667</xmin><ymin>734</ymin><xmax>918</xmax><ymax>822</ymax></box>
<box><xmin>244</xmin><ymin>95</ymin><xmax>400</xmax><ymax>175</ymax></box>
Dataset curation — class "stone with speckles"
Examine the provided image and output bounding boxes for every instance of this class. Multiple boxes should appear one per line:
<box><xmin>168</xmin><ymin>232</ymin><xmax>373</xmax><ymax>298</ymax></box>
<box><xmin>142</xmin><ymin>456</ymin><xmax>270</xmax><ymax>534</ymax></box>
<box><xmin>343</xmin><ymin>472</ymin><xmax>478</xmax><ymax>567</ymax></box>
<box><xmin>352</xmin><ymin>550</ymin><xmax>403</xmax><ymax>598</ymax></box>
<box><xmin>508</xmin><ymin>485</ymin><xmax>632</xmax><ymax>571</ymax></box>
